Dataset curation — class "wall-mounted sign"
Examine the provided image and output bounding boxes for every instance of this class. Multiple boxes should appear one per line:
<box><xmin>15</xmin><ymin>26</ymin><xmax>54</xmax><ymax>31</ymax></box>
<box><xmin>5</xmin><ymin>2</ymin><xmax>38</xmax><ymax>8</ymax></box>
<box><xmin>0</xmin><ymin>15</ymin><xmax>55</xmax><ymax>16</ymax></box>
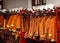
<box><xmin>32</xmin><ymin>0</ymin><xmax>46</xmax><ymax>6</ymax></box>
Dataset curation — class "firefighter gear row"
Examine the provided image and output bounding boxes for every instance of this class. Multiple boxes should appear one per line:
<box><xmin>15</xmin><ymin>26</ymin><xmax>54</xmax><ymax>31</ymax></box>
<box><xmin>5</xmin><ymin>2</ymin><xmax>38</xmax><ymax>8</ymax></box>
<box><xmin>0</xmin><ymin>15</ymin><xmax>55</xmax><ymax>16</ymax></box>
<box><xmin>0</xmin><ymin>13</ymin><xmax>20</xmax><ymax>43</ymax></box>
<box><xmin>7</xmin><ymin>13</ymin><xmax>20</xmax><ymax>30</ymax></box>
<box><xmin>25</xmin><ymin>11</ymin><xmax>57</xmax><ymax>42</ymax></box>
<box><xmin>0</xmin><ymin>9</ymin><xmax>58</xmax><ymax>43</ymax></box>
